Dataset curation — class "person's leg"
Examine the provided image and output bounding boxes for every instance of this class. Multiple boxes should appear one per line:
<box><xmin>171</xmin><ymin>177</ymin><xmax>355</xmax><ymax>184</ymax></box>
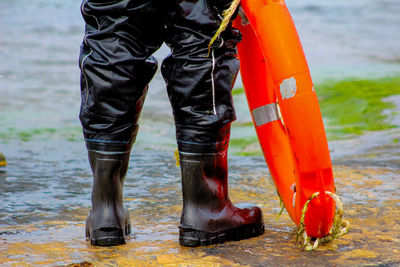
<box><xmin>162</xmin><ymin>0</ymin><xmax>264</xmax><ymax>246</ymax></box>
<box><xmin>79</xmin><ymin>0</ymin><xmax>166</xmax><ymax>246</ymax></box>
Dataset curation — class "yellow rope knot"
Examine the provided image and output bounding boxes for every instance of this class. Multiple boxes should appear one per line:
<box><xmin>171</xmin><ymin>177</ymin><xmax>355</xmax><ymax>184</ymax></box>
<box><xmin>208</xmin><ymin>0</ymin><xmax>241</xmax><ymax>56</ymax></box>
<box><xmin>296</xmin><ymin>191</ymin><xmax>350</xmax><ymax>251</ymax></box>
<box><xmin>0</xmin><ymin>152</ymin><xmax>7</xmax><ymax>167</ymax></box>
<box><xmin>173</xmin><ymin>149</ymin><xmax>180</xmax><ymax>167</ymax></box>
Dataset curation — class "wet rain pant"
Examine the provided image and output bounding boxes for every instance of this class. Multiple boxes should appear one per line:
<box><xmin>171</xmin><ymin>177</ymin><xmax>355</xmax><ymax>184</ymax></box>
<box><xmin>79</xmin><ymin>0</ymin><xmax>240</xmax><ymax>153</ymax></box>
<box><xmin>79</xmin><ymin>0</ymin><xmax>264</xmax><ymax>246</ymax></box>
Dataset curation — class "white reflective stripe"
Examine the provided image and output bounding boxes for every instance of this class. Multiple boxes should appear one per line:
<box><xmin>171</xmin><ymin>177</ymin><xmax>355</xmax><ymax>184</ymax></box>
<box><xmin>252</xmin><ymin>103</ymin><xmax>280</xmax><ymax>126</ymax></box>
<box><xmin>211</xmin><ymin>49</ymin><xmax>217</xmax><ymax>115</ymax></box>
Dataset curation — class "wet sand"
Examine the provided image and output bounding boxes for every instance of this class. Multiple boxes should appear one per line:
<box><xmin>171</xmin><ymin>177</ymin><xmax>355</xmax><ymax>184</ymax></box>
<box><xmin>1</xmin><ymin>132</ymin><xmax>399</xmax><ymax>266</ymax></box>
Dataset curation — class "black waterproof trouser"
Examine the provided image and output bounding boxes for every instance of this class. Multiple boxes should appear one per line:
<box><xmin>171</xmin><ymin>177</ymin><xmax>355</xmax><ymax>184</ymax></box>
<box><xmin>79</xmin><ymin>0</ymin><xmax>240</xmax><ymax>153</ymax></box>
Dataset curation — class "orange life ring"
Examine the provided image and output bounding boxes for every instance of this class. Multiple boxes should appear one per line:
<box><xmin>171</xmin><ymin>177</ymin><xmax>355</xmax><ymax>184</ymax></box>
<box><xmin>234</xmin><ymin>0</ymin><xmax>335</xmax><ymax>238</ymax></box>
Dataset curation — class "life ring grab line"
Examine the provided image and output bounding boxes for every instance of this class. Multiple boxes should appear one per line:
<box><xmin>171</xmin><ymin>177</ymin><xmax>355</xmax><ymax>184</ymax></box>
<box><xmin>297</xmin><ymin>191</ymin><xmax>350</xmax><ymax>251</ymax></box>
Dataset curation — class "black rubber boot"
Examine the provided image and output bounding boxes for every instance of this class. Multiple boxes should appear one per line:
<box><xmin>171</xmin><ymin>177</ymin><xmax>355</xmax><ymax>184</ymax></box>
<box><xmin>85</xmin><ymin>150</ymin><xmax>131</xmax><ymax>246</ymax></box>
<box><xmin>178</xmin><ymin>149</ymin><xmax>265</xmax><ymax>247</ymax></box>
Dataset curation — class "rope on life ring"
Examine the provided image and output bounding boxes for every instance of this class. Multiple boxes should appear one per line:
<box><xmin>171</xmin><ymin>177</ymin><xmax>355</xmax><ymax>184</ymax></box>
<box><xmin>208</xmin><ymin>0</ymin><xmax>241</xmax><ymax>55</ymax></box>
<box><xmin>296</xmin><ymin>191</ymin><xmax>350</xmax><ymax>251</ymax></box>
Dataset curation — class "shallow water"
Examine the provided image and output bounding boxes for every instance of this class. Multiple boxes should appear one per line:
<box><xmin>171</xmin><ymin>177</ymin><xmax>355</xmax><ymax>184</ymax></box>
<box><xmin>1</xmin><ymin>0</ymin><xmax>400</xmax><ymax>266</ymax></box>
<box><xmin>0</xmin><ymin>140</ymin><xmax>399</xmax><ymax>266</ymax></box>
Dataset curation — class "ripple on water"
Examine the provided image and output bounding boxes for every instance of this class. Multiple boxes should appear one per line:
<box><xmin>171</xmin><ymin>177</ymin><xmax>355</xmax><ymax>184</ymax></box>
<box><xmin>1</xmin><ymin>140</ymin><xmax>400</xmax><ymax>265</ymax></box>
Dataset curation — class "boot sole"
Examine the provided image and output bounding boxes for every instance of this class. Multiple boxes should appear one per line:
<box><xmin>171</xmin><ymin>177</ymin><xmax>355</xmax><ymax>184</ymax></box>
<box><xmin>86</xmin><ymin>223</ymin><xmax>131</xmax><ymax>247</ymax></box>
<box><xmin>179</xmin><ymin>223</ymin><xmax>265</xmax><ymax>247</ymax></box>
<box><xmin>90</xmin><ymin>235</ymin><xmax>126</xmax><ymax>246</ymax></box>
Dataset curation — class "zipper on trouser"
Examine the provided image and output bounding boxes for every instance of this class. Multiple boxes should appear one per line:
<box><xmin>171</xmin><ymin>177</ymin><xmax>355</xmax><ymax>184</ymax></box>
<box><xmin>210</xmin><ymin>38</ymin><xmax>224</xmax><ymax>115</ymax></box>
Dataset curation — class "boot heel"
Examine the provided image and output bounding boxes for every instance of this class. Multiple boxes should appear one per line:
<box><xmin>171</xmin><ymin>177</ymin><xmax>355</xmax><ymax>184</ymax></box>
<box><xmin>90</xmin><ymin>228</ymin><xmax>126</xmax><ymax>246</ymax></box>
<box><xmin>179</xmin><ymin>228</ymin><xmax>221</xmax><ymax>247</ymax></box>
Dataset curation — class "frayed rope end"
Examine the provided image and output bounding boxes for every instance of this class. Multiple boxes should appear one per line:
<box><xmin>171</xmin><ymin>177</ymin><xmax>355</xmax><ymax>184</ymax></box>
<box><xmin>208</xmin><ymin>0</ymin><xmax>241</xmax><ymax>56</ymax></box>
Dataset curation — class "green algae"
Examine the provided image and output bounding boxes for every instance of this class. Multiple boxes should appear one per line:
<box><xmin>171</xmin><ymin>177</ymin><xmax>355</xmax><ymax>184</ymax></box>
<box><xmin>230</xmin><ymin>77</ymin><xmax>400</xmax><ymax>155</ymax></box>
<box><xmin>317</xmin><ymin>77</ymin><xmax>400</xmax><ymax>139</ymax></box>
<box><xmin>232</xmin><ymin>87</ymin><xmax>245</xmax><ymax>96</ymax></box>
<box><xmin>20</xmin><ymin>128</ymin><xmax>57</xmax><ymax>141</ymax></box>
<box><xmin>0</xmin><ymin>127</ymin><xmax>55</xmax><ymax>142</ymax></box>
<box><xmin>0</xmin><ymin>126</ymin><xmax>82</xmax><ymax>142</ymax></box>
<box><xmin>230</xmin><ymin>136</ymin><xmax>261</xmax><ymax>156</ymax></box>
<box><xmin>230</xmin><ymin>136</ymin><xmax>257</xmax><ymax>150</ymax></box>
<box><xmin>233</xmin><ymin>121</ymin><xmax>254</xmax><ymax>127</ymax></box>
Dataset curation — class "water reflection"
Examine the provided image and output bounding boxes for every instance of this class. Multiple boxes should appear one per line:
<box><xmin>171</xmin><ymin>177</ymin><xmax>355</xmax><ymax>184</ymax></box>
<box><xmin>1</xmin><ymin>141</ymin><xmax>399</xmax><ymax>265</ymax></box>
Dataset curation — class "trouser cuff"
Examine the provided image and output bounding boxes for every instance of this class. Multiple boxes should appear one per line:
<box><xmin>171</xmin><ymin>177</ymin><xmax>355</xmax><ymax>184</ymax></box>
<box><xmin>176</xmin><ymin>123</ymin><xmax>231</xmax><ymax>154</ymax></box>
<box><xmin>85</xmin><ymin>139</ymin><xmax>133</xmax><ymax>152</ymax></box>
